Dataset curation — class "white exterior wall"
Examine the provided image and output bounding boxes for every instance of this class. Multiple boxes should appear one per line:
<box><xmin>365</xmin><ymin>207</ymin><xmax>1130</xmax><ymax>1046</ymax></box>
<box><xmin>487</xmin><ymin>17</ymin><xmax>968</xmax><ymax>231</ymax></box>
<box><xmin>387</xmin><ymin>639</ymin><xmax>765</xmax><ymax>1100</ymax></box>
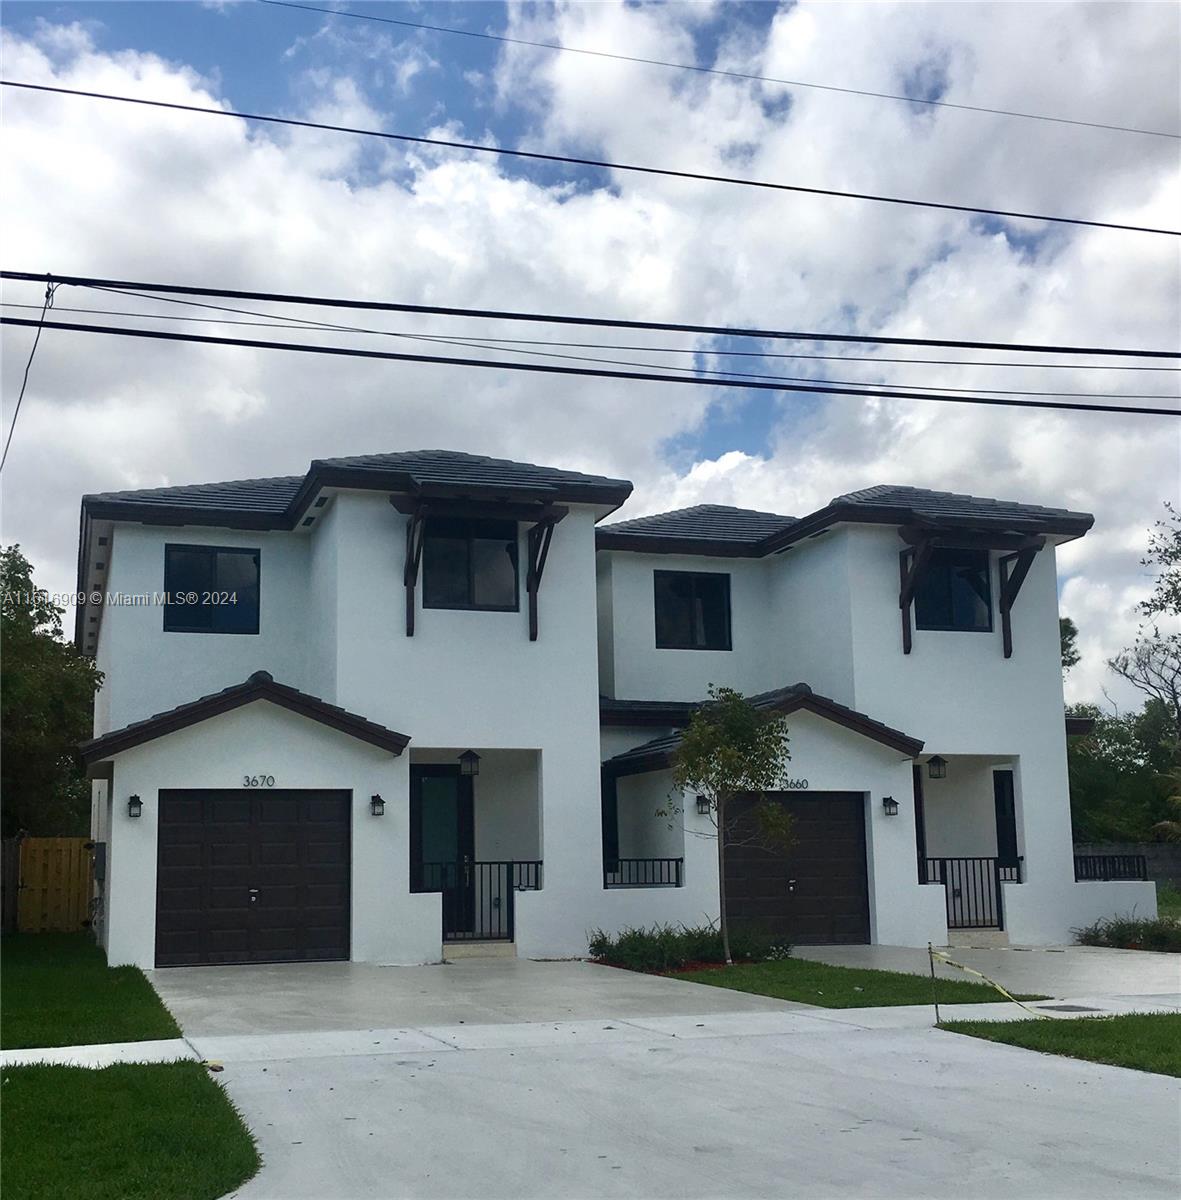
<box><xmin>764</xmin><ymin>533</ymin><xmax>857</xmax><ymax>702</ymax></box>
<box><xmin>101</xmin><ymin>701</ymin><xmax>439</xmax><ymax>970</ymax></box>
<box><xmin>603</xmin><ymin>552</ymin><xmax>776</xmax><ymax>701</ymax></box>
<box><xmin>96</xmin><ymin>524</ymin><xmax>314</xmax><ymax>733</ymax></box>
<box><xmin>839</xmin><ymin>526</ymin><xmax>1117</xmax><ymax>941</ymax></box>
<box><xmin>323</xmin><ymin>492</ymin><xmax>608</xmax><ymax>958</ymax></box>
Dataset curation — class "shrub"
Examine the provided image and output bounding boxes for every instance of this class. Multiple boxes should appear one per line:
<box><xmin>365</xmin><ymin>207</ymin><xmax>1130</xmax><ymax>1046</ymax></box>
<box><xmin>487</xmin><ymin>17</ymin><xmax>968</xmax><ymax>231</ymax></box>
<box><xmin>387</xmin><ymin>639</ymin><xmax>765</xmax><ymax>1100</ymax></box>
<box><xmin>587</xmin><ymin>922</ymin><xmax>790</xmax><ymax>972</ymax></box>
<box><xmin>1075</xmin><ymin>914</ymin><xmax>1181</xmax><ymax>953</ymax></box>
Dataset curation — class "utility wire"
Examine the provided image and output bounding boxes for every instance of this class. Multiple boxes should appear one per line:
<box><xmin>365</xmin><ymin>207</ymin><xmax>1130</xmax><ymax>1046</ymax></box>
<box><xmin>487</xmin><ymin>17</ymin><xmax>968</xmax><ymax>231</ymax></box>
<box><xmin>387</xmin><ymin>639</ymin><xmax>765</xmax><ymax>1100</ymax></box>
<box><xmin>258</xmin><ymin>0</ymin><xmax>1180</xmax><ymax>141</ymax></box>
<box><xmin>9</xmin><ymin>300</ymin><xmax>1178</xmax><ymax>370</ymax></box>
<box><xmin>0</xmin><ymin>280</ymin><xmax>56</xmax><ymax>473</ymax></box>
<box><xmin>2</xmin><ymin>316</ymin><xmax>1176</xmax><ymax>416</ymax></box>
<box><xmin>4</xmin><ymin>271</ymin><xmax>1177</xmax><ymax>359</ymax></box>
<box><xmin>7</xmin><ymin>296</ymin><xmax>1173</xmax><ymax>402</ymax></box>
<box><xmin>4</xmin><ymin>80</ymin><xmax>1177</xmax><ymax>238</ymax></box>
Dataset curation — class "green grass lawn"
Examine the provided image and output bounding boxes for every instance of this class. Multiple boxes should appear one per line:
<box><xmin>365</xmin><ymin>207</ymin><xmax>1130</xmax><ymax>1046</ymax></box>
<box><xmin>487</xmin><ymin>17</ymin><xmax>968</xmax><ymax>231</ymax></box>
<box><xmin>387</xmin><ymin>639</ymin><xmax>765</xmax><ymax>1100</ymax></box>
<box><xmin>671</xmin><ymin>957</ymin><xmax>1045</xmax><ymax>1008</ymax></box>
<box><xmin>0</xmin><ymin>1061</ymin><xmax>260</xmax><ymax>1200</ymax></box>
<box><xmin>1</xmin><ymin>934</ymin><xmax>180</xmax><ymax>1049</ymax></box>
<box><xmin>1156</xmin><ymin>881</ymin><xmax>1181</xmax><ymax>921</ymax></box>
<box><xmin>942</xmin><ymin>1012</ymin><xmax>1181</xmax><ymax>1077</ymax></box>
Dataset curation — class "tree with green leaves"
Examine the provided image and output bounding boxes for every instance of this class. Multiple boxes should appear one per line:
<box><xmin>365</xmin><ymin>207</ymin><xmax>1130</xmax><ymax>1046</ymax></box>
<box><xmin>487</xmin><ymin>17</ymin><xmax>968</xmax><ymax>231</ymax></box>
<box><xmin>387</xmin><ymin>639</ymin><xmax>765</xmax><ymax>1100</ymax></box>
<box><xmin>1</xmin><ymin>545</ymin><xmax>104</xmax><ymax>836</ymax></box>
<box><xmin>1109</xmin><ymin>501</ymin><xmax>1181</xmax><ymax>743</ymax></box>
<box><xmin>670</xmin><ymin>686</ymin><xmax>794</xmax><ymax>964</ymax></box>
<box><xmin>1060</xmin><ymin>617</ymin><xmax>1080</xmax><ymax>675</ymax></box>
<box><xmin>1067</xmin><ymin>699</ymin><xmax>1174</xmax><ymax>842</ymax></box>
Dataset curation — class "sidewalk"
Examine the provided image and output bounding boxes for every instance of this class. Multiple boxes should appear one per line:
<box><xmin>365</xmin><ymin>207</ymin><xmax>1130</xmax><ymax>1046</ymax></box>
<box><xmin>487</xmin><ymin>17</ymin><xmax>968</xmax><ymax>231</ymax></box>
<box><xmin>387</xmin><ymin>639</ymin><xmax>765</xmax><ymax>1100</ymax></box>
<box><xmin>3</xmin><ymin>990</ymin><xmax>1177</xmax><ymax>1068</ymax></box>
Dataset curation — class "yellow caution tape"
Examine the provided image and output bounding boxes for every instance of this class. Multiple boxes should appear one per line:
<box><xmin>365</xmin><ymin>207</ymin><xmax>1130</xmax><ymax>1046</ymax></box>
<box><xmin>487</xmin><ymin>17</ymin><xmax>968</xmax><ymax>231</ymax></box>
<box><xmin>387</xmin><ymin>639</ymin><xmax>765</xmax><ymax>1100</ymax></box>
<box><xmin>929</xmin><ymin>948</ymin><xmax>1049</xmax><ymax>1018</ymax></box>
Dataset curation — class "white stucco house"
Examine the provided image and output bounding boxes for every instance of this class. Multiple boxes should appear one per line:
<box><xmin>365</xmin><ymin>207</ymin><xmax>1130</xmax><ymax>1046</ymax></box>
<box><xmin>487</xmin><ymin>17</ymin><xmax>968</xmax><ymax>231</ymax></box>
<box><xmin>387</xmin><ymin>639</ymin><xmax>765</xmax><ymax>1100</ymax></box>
<box><xmin>78</xmin><ymin>449</ymin><xmax>1155</xmax><ymax>969</ymax></box>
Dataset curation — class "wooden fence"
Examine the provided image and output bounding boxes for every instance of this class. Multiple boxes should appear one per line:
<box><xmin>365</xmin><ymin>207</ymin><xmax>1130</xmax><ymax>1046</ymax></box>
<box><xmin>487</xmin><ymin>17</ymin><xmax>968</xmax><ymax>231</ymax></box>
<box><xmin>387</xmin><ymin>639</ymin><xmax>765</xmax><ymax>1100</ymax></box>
<box><xmin>9</xmin><ymin>838</ymin><xmax>94</xmax><ymax>933</ymax></box>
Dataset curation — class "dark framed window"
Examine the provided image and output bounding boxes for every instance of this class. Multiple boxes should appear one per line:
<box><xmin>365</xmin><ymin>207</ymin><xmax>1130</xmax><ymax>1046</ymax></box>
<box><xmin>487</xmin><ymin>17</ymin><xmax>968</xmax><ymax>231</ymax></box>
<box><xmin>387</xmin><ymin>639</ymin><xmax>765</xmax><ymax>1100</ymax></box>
<box><xmin>163</xmin><ymin>545</ymin><xmax>260</xmax><ymax>634</ymax></box>
<box><xmin>422</xmin><ymin>518</ymin><xmax>519</xmax><ymax>611</ymax></box>
<box><xmin>654</xmin><ymin>570</ymin><xmax>731</xmax><ymax>650</ymax></box>
<box><xmin>913</xmin><ymin>548</ymin><xmax>992</xmax><ymax>632</ymax></box>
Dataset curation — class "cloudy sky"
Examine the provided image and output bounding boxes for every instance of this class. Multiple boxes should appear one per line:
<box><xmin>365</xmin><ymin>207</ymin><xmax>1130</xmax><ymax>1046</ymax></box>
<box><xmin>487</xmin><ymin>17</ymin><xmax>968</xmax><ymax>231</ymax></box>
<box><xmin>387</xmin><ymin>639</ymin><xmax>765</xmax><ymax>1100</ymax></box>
<box><xmin>1</xmin><ymin>0</ymin><xmax>1178</xmax><ymax>706</ymax></box>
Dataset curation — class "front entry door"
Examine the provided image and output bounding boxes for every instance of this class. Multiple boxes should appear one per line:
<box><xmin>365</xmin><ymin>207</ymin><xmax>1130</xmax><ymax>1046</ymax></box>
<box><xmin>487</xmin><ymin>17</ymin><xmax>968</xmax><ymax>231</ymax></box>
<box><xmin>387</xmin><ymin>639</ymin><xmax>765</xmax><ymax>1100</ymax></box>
<box><xmin>993</xmin><ymin>770</ymin><xmax>1019</xmax><ymax>867</ymax></box>
<box><xmin>410</xmin><ymin>766</ymin><xmax>475</xmax><ymax>936</ymax></box>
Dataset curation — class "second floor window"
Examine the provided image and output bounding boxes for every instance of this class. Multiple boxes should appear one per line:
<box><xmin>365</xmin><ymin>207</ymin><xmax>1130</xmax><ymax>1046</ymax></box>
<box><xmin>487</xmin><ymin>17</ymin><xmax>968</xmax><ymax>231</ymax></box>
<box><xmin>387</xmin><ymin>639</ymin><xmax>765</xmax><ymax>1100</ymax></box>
<box><xmin>914</xmin><ymin>548</ymin><xmax>992</xmax><ymax>632</ymax></box>
<box><xmin>164</xmin><ymin>545</ymin><xmax>260</xmax><ymax>634</ymax></box>
<box><xmin>654</xmin><ymin>570</ymin><xmax>731</xmax><ymax>650</ymax></box>
<box><xmin>422</xmin><ymin>518</ymin><xmax>519</xmax><ymax>611</ymax></box>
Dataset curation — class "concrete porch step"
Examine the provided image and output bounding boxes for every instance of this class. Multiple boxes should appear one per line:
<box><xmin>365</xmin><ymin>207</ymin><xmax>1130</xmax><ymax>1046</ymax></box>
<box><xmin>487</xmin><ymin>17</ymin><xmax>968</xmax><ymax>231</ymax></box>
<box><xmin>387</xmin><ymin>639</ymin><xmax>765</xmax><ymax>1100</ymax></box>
<box><xmin>443</xmin><ymin>941</ymin><xmax>517</xmax><ymax>960</ymax></box>
<box><xmin>947</xmin><ymin>929</ymin><xmax>1010</xmax><ymax>949</ymax></box>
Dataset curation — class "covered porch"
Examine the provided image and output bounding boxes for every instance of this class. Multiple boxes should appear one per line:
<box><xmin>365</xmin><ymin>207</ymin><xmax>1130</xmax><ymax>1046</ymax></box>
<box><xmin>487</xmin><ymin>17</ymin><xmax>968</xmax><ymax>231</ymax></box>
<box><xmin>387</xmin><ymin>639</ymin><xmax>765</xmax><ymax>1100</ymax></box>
<box><xmin>408</xmin><ymin>748</ymin><xmax>542</xmax><ymax>944</ymax></box>
<box><xmin>914</xmin><ymin>753</ymin><xmax>1024</xmax><ymax>931</ymax></box>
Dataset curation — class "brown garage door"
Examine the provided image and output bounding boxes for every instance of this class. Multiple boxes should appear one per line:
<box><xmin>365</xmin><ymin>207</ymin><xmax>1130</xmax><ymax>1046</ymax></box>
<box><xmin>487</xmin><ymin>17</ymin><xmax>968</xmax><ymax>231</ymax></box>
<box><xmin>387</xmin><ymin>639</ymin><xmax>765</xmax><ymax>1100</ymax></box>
<box><xmin>725</xmin><ymin>792</ymin><xmax>869</xmax><ymax>945</ymax></box>
<box><xmin>156</xmin><ymin>789</ymin><xmax>350</xmax><ymax>967</ymax></box>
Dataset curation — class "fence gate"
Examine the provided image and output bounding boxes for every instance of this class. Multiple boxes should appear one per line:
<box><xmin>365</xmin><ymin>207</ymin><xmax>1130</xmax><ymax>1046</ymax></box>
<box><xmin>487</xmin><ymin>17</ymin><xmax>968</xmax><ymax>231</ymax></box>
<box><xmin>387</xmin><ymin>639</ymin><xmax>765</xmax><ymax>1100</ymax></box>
<box><xmin>16</xmin><ymin>838</ymin><xmax>93</xmax><ymax>932</ymax></box>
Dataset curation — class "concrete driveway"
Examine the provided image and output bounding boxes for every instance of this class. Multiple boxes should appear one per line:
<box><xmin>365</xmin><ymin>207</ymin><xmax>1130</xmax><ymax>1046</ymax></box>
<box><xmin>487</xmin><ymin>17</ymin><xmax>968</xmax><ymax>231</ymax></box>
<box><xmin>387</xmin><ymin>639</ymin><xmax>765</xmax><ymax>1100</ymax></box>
<box><xmin>147</xmin><ymin>956</ymin><xmax>1180</xmax><ymax>1200</ymax></box>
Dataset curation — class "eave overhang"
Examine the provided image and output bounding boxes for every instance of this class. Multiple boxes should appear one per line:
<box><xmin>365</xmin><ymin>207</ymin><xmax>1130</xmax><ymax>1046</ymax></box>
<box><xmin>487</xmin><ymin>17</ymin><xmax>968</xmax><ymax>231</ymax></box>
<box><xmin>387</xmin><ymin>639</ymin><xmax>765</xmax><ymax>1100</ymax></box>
<box><xmin>80</xmin><ymin>670</ymin><xmax>409</xmax><ymax>770</ymax></box>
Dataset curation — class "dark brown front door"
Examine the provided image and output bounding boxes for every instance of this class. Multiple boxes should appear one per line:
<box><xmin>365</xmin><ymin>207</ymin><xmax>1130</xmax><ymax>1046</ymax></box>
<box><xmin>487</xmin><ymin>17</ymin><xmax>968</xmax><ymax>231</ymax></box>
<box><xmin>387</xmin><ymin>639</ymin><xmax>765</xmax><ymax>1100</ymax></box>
<box><xmin>725</xmin><ymin>792</ymin><xmax>870</xmax><ymax>945</ymax></box>
<box><xmin>156</xmin><ymin>789</ymin><xmax>351</xmax><ymax>967</ymax></box>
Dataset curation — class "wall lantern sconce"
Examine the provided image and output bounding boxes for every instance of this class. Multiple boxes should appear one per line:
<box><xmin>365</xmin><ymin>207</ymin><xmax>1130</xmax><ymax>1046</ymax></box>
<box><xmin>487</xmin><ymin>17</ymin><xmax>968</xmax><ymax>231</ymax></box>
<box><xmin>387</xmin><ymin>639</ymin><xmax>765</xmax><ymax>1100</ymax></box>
<box><xmin>458</xmin><ymin>750</ymin><xmax>481</xmax><ymax>778</ymax></box>
<box><xmin>927</xmin><ymin>755</ymin><xmax>948</xmax><ymax>780</ymax></box>
<box><xmin>882</xmin><ymin>795</ymin><xmax>899</xmax><ymax>817</ymax></box>
<box><xmin>127</xmin><ymin>794</ymin><xmax>143</xmax><ymax>819</ymax></box>
<box><xmin>370</xmin><ymin>794</ymin><xmax>385</xmax><ymax>817</ymax></box>
<box><xmin>696</xmin><ymin>795</ymin><xmax>711</xmax><ymax>816</ymax></box>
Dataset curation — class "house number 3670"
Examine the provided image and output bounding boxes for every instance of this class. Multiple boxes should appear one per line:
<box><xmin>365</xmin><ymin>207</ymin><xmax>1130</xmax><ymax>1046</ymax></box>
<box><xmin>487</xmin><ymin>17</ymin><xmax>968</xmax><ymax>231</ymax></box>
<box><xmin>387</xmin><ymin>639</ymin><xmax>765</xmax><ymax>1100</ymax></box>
<box><xmin>243</xmin><ymin>775</ymin><xmax>275</xmax><ymax>788</ymax></box>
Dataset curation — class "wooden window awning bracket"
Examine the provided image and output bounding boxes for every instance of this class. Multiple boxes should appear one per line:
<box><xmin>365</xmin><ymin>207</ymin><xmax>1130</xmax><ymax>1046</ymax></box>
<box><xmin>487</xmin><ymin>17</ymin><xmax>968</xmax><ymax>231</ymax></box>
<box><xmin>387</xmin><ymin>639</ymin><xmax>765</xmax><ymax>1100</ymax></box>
<box><xmin>526</xmin><ymin>507</ymin><xmax>567</xmax><ymax>641</ymax></box>
<box><xmin>898</xmin><ymin>540</ymin><xmax>933</xmax><ymax>654</ymax></box>
<box><xmin>402</xmin><ymin>501</ymin><xmax>427</xmax><ymax>637</ymax></box>
<box><xmin>998</xmin><ymin>538</ymin><xmax>1044</xmax><ymax>658</ymax></box>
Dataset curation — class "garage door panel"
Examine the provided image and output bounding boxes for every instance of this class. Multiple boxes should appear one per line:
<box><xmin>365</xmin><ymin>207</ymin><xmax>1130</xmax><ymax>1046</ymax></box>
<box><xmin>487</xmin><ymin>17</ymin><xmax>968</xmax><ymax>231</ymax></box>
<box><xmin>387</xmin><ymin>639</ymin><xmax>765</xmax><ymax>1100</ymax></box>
<box><xmin>156</xmin><ymin>789</ymin><xmax>351</xmax><ymax>967</ymax></box>
<box><xmin>726</xmin><ymin>792</ymin><xmax>869</xmax><ymax>945</ymax></box>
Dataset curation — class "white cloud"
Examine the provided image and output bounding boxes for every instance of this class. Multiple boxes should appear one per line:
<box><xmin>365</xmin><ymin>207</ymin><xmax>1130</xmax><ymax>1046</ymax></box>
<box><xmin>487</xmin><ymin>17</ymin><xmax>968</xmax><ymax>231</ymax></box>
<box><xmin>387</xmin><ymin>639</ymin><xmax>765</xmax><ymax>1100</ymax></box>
<box><xmin>1</xmin><ymin>4</ymin><xmax>1178</xmax><ymax>712</ymax></box>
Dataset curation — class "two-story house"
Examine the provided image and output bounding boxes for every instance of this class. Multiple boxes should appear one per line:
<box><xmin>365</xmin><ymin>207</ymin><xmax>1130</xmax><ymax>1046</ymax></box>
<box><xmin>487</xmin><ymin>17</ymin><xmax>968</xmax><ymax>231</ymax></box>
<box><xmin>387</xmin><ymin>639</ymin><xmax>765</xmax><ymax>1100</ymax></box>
<box><xmin>77</xmin><ymin>450</ymin><xmax>1155</xmax><ymax>969</ymax></box>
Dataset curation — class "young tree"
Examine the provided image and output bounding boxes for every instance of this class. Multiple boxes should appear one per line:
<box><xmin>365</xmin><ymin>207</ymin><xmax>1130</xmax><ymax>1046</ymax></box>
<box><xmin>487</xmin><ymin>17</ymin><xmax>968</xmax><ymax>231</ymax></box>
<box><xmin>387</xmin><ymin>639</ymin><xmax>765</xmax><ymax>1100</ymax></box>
<box><xmin>1</xmin><ymin>545</ymin><xmax>104</xmax><ymax>836</ymax></box>
<box><xmin>1060</xmin><ymin>617</ymin><xmax>1080</xmax><ymax>675</ymax></box>
<box><xmin>670</xmin><ymin>686</ymin><xmax>793</xmax><ymax>964</ymax></box>
<box><xmin>1108</xmin><ymin>502</ymin><xmax>1181</xmax><ymax>743</ymax></box>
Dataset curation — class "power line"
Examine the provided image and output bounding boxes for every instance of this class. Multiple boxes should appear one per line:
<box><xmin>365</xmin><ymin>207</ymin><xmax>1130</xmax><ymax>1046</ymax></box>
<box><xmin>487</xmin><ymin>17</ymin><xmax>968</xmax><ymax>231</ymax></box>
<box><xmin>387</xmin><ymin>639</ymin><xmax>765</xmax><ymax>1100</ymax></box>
<box><xmin>4</xmin><ymin>80</ymin><xmax>1177</xmax><ymax>238</ymax></box>
<box><xmin>29</xmin><ymin>297</ymin><xmax>1171</xmax><ymax>371</ymax></box>
<box><xmin>4</xmin><ymin>270</ymin><xmax>1177</xmax><ymax>359</ymax></box>
<box><xmin>2</xmin><ymin>315</ymin><xmax>1176</xmax><ymax>416</ymax></box>
<box><xmin>0</xmin><ymin>281</ymin><xmax>56</xmax><ymax>473</ymax></box>
<box><xmin>8</xmin><ymin>297</ymin><xmax>1173</xmax><ymax>403</ymax></box>
<box><xmin>257</xmin><ymin>0</ymin><xmax>1180</xmax><ymax>141</ymax></box>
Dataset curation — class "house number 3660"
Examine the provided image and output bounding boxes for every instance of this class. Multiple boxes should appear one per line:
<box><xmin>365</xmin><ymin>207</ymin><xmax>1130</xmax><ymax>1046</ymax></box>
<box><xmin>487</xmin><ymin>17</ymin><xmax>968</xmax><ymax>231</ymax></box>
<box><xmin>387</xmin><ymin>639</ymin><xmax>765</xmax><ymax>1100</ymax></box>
<box><xmin>243</xmin><ymin>775</ymin><xmax>275</xmax><ymax>788</ymax></box>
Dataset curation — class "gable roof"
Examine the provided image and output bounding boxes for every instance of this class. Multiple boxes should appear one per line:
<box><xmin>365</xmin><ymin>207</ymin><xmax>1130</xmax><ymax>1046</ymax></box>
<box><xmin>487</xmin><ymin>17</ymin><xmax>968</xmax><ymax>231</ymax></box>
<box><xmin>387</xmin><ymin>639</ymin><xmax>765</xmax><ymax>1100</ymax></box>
<box><xmin>597</xmin><ymin>485</ymin><xmax>1093</xmax><ymax>557</ymax></box>
<box><xmin>80</xmin><ymin>671</ymin><xmax>410</xmax><ymax>767</ymax></box>
<box><xmin>602</xmin><ymin>683</ymin><xmax>924</xmax><ymax>776</ymax></box>
<box><xmin>83</xmin><ymin>449</ymin><xmax>633</xmax><ymax>529</ymax></box>
<box><xmin>595</xmin><ymin>504</ymin><xmax>797</xmax><ymax>557</ymax></box>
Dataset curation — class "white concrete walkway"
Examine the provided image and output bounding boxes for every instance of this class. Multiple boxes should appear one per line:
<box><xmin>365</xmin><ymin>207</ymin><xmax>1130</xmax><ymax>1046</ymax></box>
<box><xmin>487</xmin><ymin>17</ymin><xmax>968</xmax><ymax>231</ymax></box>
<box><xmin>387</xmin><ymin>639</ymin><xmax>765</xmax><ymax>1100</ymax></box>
<box><xmin>0</xmin><ymin>1037</ymin><xmax>198</xmax><ymax>1068</ymax></box>
<box><xmin>795</xmin><ymin>942</ymin><xmax>1181</xmax><ymax>996</ymax></box>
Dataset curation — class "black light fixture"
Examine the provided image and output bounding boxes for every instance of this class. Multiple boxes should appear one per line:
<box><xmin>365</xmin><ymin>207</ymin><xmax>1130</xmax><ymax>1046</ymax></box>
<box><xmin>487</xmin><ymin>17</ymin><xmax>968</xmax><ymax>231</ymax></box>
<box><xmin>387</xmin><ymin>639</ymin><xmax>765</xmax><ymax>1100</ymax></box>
<box><xmin>370</xmin><ymin>794</ymin><xmax>385</xmax><ymax>817</ymax></box>
<box><xmin>127</xmin><ymin>794</ymin><xmax>142</xmax><ymax>819</ymax></box>
<box><xmin>927</xmin><ymin>755</ymin><xmax>948</xmax><ymax>780</ymax></box>
<box><xmin>696</xmin><ymin>795</ymin><xmax>711</xmax><ymax>815</ymax></box>
<box><xmin>882</xmin><ymin>795</ymin><xmax>899</xmax><ymax>817</ymax></box>
<box><xmin>458</xmin><ymin>749</ymin><xmax>481</xmax><ymax>777</ymax></box>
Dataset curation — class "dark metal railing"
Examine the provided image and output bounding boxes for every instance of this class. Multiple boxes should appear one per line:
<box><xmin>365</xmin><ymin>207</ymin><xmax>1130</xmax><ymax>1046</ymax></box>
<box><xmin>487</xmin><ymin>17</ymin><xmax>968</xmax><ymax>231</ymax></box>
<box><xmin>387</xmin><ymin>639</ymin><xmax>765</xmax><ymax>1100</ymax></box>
<box><xmin>603</xmin><ymin>857</ymin><xmax>684</xmax><ymax>889</ymax></box>
<box><xmin>414</xmin><ymin>859</ymin><xmax>544</xmax><ymax>942</ymax></box>
<box><xmin>512</xmin><ymin>860</ymin><xmax>543</xmax><ymax>890</ymax></box>
<box><xmin>920</xmin><ymin>856</ymin><xmax>1022</xmax><ymax>930</ymax></box>
<box><xmin>1074</xmin><ymin>854</ymin><xmax>1148</xmax><ymax>882</ymax></box>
